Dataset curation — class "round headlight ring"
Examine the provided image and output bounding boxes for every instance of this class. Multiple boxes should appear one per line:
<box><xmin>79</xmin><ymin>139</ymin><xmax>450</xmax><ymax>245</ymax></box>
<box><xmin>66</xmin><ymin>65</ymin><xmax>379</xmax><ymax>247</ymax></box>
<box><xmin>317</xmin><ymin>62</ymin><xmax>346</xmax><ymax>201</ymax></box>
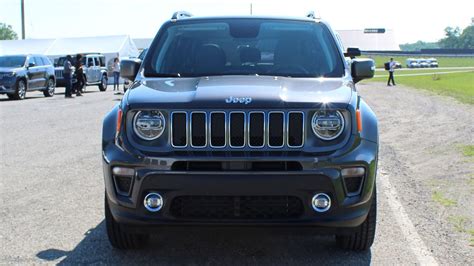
<box><xmin>133</xmin><ymin>110</ymin><xmax>166</xmax><ymax>140</ymax></box>
<box><xmin>312</xmin><ymin>110</ymin><xmax>345</xmax><ymax>141</ymax></box>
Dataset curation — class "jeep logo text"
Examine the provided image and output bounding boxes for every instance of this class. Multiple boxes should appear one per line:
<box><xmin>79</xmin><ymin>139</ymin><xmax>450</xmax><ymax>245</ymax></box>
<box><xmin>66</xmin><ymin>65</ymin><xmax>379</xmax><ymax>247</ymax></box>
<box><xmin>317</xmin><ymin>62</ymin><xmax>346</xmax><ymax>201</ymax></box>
<box><xmin>225</xmin><ymin>96</ymin><xmax>252</xmax><ymax>104</ymax></box>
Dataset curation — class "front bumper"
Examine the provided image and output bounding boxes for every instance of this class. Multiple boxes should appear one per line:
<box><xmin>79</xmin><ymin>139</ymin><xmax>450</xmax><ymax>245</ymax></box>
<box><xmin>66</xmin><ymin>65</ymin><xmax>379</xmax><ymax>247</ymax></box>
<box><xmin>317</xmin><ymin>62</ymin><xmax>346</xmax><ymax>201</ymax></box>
<box><xmin>103</xmin><ymin>139</ymin><xmax>377</xmax><ymax>230</ymax></box>
<box><xmin>0</xmin><ymin>83</ymin><xmax>15</xmax><ymax>94</ymax></box>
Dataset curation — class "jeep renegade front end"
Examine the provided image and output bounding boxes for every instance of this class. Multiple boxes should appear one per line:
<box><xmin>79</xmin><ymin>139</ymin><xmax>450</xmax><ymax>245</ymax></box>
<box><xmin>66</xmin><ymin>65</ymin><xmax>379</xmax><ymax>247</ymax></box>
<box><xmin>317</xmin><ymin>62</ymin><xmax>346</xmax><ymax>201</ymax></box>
<box><xmin>102</xmin><ymin>12</ymin><xmax>378</xmax><ymax>251</ymax></box>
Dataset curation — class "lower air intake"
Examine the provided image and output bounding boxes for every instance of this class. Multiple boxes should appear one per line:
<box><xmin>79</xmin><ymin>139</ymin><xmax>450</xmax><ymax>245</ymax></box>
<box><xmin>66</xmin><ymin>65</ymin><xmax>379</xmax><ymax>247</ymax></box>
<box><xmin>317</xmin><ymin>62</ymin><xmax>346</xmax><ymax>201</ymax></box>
<box><xmin>170</xmin><ymin>196</ymin><xmax>304</xmax><ymax>220</ymax></box>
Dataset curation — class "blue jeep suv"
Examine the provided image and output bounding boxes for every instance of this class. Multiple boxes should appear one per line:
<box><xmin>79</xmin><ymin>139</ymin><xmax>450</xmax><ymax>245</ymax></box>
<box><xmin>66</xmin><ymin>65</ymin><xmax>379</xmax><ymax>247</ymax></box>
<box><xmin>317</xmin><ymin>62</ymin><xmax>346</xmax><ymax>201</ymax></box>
<box><xmin>0</xmin><ymin>54</ymin><xmax>56</xmax><ymax>100</ymax></box>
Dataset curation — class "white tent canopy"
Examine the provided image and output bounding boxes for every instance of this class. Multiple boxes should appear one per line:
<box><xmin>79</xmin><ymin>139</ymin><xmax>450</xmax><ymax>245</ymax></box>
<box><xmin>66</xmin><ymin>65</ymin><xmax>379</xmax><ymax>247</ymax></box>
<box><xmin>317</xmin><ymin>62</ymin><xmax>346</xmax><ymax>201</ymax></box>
<box><xmin>0</xmin><ymin>35</ymin><xmax>139</xmax><ymax>61</ymax></box>
<box><xmin>336</xmin><ymin>30</ymin><xmax>400</xmax><ymax>51</ymax></box>
<box><xmin>0</xmin><ymin>39</ymin><xmax>55</xmax><ymax>55</ymax></box>
<box><xmin>0</xmin><ymin>35</ymin><xmax>139</xmax><ymax>84</ymax></box>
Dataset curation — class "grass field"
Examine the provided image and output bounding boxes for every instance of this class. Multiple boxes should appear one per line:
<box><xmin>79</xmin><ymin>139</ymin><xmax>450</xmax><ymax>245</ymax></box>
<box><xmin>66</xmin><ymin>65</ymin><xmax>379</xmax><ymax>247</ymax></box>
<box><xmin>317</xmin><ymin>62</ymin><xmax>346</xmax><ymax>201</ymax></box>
<box><xmin>366</xmin><ymin>71</ymin><xmax>474</xmax><ymax>104</ymax></box>
<box><xmin>365</xmin><ymin>55</ymin><xmax>474</xmax><ymax>68</ymax></box>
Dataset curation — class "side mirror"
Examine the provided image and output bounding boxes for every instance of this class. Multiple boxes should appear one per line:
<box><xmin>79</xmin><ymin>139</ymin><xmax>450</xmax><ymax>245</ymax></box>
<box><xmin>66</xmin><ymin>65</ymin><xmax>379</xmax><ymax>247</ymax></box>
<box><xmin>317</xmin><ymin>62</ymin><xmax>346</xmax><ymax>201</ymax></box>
<box><xmin>120</xmin><ymin>59</ymin><xmax>142</xmax><ymax>81</ymax></box>
<box><xmin>351</xmin><ymin>58</ymin><xmax>375</xmax><ymax>83</ymax></box>
<box><xmin>28</xmin><ymin>62</ymin><xmax>36</xmax><ymax>68</ymax></box>
<box><xmin>344</xmin><ymin>47</ymin><xmax>361</xmax><ymax>59</ymax></box>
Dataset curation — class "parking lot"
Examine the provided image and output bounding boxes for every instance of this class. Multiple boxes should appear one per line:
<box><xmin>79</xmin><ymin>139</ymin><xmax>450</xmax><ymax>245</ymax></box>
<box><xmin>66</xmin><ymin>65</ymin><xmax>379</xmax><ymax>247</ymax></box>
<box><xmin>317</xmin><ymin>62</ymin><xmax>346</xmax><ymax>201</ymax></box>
<box><xmin>0</xmin><ymin>84</ymin><xmax>473</xmax><ymax>265</ymax></box>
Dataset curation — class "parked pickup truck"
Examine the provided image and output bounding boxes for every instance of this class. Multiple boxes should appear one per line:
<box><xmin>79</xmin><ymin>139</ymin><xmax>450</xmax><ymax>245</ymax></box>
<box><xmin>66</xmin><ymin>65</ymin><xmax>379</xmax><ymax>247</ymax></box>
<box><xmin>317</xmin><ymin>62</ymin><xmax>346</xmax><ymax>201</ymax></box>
<box><xmin>54</xmin><ymin>54</ymin><xmax>108</xmax><ymax>91</ymax></box>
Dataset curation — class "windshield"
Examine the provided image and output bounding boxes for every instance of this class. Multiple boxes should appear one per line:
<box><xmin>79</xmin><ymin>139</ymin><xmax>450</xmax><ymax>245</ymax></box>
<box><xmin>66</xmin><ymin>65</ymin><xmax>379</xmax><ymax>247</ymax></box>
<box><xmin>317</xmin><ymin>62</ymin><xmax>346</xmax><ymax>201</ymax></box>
<box><xmin>56</xmin><ymin>56</ymin><xmax>87</xmax><ymax>67</ymax></box>
<box><xmin>144</xmin><ymin>19</ymin><xmax>344</xmax><ymax>78</ymax></box>
<box><xmin>0</xmin><ymin>56</ymin><xmax>26</xmax><ymax>68</ymax></box>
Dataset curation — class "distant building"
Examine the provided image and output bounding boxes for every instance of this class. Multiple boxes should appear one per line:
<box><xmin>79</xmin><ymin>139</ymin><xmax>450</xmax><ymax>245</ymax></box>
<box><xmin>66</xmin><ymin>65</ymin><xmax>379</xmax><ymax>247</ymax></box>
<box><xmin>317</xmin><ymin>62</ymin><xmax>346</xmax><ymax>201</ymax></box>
<box><xmin>336</xmin><ymin>29</ymin><xmax>400</xmax><ymax>51</ymax></box>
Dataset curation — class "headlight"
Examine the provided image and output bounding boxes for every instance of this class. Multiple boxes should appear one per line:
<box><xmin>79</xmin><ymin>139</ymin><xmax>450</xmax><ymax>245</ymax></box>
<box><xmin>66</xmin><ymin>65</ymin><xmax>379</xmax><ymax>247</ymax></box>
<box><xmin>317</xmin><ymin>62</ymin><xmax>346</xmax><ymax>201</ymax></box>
<box><xmin>3</xmin><ymin>72</ymin><xmax>16</xmax><ymax>78</ymax></box>
<box><xmin>133</xmin><ymin>110</ymin><xmax>165</xmax><ymax>140</ymax></box>
<box><xmin>311</xmin><ymin>110</ymin><xmax>345</xmax><ymax>140</ymax></box>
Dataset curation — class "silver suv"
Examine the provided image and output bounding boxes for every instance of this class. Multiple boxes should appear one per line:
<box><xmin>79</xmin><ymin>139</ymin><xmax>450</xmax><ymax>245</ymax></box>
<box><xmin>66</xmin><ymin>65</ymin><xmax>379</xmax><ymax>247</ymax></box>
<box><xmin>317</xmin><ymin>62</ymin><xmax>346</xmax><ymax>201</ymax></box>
<box><xmin>54</xmin><ymin>54</ymin><xmax>108</xmax><ymax>91</ymax></box>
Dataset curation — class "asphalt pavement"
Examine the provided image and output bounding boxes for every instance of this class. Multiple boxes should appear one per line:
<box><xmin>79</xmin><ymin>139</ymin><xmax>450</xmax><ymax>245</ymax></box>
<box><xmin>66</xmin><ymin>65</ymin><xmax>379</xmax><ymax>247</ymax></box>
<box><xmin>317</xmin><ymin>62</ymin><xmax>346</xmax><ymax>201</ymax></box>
<box><xmin>0</xmin><ymin>85</ymin><xmax>472</xmax><ymax>265</ymax></box>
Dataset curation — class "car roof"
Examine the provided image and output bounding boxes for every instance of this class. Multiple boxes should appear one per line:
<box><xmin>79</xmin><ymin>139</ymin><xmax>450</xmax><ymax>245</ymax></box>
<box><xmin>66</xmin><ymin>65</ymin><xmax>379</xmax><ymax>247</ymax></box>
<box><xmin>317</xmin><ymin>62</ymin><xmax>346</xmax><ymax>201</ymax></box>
<box><xmin>0</xmin><ymin>54</ymin><xmax>44</xmax><ymax>57</ymax></box>
<box><xmin>171</xmin><ymin>15</ymin><xmax>321</xmax><ymax>23</ymax></box>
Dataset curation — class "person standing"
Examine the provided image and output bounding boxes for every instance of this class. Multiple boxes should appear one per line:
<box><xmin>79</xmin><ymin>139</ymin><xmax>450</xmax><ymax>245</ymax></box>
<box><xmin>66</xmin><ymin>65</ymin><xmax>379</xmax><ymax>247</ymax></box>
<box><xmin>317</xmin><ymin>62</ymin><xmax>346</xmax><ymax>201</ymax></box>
<box><xmin>112</xmin><ymin>57</ymin><xmax>120</xmax><ymax>92</ymax></box>
<box><xmin>74</xmin><ymin>54</ymin><xmax>84</xmax><ymax>96</ymax></box>
<box><xmin>63</xmin><ymin>55</ymin><xmax>73</xmax><ymax>98</ymax></box>
<box><xmin>387</xmin><ymin>58</ymin><xmax>396</xmax><ymax>86</ymax></box>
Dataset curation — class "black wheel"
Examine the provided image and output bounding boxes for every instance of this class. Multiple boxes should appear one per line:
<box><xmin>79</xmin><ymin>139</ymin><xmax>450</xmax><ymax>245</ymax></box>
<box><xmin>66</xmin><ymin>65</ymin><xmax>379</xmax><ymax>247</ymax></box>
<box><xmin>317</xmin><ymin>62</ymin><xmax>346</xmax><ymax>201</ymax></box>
<box><xmin>43</xmin><ymin>78</ymin><xmax>55</xmax><ymax>97</ymax></box>
<box><xmin>336</xmin><ymin>186</ymin><xmax>377</xmax><ymax>251</ymax></box>
<box><xmin>11</xmin><ymin>79</ymin><xmax>27</xmax><ymax>100</ymax></box>
<box><xmin>98</xmin><ymin>75</ymin><xmax>107</xmax><ymax>91</ymax></box>
<box><xmin>105</xmin><ymin>194</ymin><xmax>148</xmax><ymax>249</ymax></box>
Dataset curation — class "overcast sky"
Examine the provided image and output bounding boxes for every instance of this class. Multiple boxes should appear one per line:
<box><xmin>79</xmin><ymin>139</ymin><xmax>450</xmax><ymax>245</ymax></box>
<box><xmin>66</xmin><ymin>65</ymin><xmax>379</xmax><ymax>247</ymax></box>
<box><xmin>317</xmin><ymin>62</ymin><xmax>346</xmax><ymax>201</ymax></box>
<box><xmin>1</xmin><ymin>0</ymin><xmax>473</xmax><ymax>44</ymax></box>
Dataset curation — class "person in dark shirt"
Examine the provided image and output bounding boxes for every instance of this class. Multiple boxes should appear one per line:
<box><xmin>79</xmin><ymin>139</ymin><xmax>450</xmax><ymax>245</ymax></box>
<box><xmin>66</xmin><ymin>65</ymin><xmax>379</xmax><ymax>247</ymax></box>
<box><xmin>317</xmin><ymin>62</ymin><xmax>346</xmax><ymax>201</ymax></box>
<box><xmin>387</xmin><ymin>58</ymin><xmax>396</xmax><ymax>86</ymax></box>
<box><xmin>63</xmin><ymin>55</ymin><xmax>73</xmax><ymax>98</ymax></box>
<box><xmin>74</xmin><ymin>54</ymin><xmax>84</xmax><ymax>96</ymax></box>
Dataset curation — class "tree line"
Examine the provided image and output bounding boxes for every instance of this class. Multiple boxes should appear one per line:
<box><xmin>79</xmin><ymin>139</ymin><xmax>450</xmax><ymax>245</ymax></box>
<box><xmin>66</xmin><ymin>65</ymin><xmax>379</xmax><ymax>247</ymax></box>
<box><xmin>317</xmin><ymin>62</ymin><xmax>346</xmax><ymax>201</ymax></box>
<box><xmin>401</xmin><ymin>25</ymin><xmax>474</xmax><ymax>51</ymax></box>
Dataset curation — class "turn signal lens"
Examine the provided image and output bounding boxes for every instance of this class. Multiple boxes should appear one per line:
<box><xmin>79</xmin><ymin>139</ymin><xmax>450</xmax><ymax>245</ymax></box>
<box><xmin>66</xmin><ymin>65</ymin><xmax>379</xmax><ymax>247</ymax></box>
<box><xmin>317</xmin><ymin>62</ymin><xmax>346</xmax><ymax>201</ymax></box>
<box><xmin>356</xmin><ymin>109</ymin><xmax>362</xmax><ymax>132</ymax></box>
<box><xmin>341</xmin><ymin>167</ymin><xmax>365</xmax><ymax>177</ymax></box>
<box><xmin>112</xmin><ymin>167</ymin><xmax>135</xmax><ymax>176</ymax></box>
<box><xmin>116</xmin><ymin>108</ymin><xmax>123</xmax><ymax>133</ymax></box>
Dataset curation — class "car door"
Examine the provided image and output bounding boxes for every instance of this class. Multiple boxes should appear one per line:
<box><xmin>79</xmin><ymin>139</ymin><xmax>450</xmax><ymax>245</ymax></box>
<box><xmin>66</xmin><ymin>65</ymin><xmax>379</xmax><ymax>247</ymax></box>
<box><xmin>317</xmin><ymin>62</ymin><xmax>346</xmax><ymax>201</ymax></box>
<box><xmin>84</xmin><ymin>57</ymin><xmax>93</xmax><ymax>83</ymax></box>
<box><xmin>26</xmin><ymin>56</ymin><xmax>41</xmax><ymax>89</ymax></box>
<box><xmin>93</xmin><ymin>57</ymin><xmax>101</xmax><ymax>82</ymax></box>
<box><xmin>35</xmin><ymin>56</ymin><xmax>48</xmax><ymax>88</ymax></box>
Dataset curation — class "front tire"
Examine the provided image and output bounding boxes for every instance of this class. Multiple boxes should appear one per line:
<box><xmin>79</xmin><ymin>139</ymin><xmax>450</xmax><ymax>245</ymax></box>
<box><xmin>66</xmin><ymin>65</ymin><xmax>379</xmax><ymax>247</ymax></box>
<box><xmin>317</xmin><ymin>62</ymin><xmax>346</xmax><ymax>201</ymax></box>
<box><xmin>105</xmin><ymin>194</ymin><xmax>148</xmax><ymax>249</ymax></box>
<box><xmin>43</xmin><ymin>78</ymin><xmax>55</xmax><ymax>97</ymax></box>
<box><xmin>336</xmin><ymin>186</ymin><xmax>377</xmax><ymax>251</ymax></box>
<box><xmin>98</xmin><ymin>75</ymin><xmax>107</xmax><ymax>91</ymax></box>
<box><xmin>10</xmin><ymin>79</ymin><xmax>27</xmax><ymax>100</ymax></box>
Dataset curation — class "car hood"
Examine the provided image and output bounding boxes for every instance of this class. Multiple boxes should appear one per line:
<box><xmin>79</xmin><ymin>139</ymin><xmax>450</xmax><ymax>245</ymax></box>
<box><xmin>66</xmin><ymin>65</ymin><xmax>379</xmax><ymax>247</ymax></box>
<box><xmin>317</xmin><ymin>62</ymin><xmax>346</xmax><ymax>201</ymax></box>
<box><xmin>0</xmin><ymin>67</ymin><xmax>23</xmax><ymax>73</ymax></box>
<box><xmin>126</xmin><ymin>76</ymin><xmax>353</xmax><ymax>109</ymax></box>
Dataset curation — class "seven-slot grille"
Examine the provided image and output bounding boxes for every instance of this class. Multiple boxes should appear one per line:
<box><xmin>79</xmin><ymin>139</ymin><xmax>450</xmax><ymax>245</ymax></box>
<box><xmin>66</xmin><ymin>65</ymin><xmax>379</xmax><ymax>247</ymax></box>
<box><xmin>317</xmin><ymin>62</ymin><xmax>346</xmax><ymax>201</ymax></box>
<box><xmin>171</xmin><ymin>111</ymin><xmax>304</xmax><ymax>148</ymax></box>
<box><xmin>55</xmin><ymin>69</ymin><xmax>64</xmax><ymax>79</ymax></box>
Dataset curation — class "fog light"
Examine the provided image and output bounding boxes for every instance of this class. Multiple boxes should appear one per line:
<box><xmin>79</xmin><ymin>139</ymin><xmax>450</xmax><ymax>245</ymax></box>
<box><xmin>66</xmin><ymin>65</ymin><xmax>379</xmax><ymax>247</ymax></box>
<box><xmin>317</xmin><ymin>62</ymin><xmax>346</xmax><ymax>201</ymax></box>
<box><xmin>112</xmin><ymin>167</ymin><xmax>135</xmax><ymax>176</ymax></box>
<box><xmin>311</xmin><ymin>193</ymin><xmax>331</xmax><ymax>212</ymax></box>
<box><xmin>144</xmin><ymin>193</ymin><xmax>163</xmax><ymax>212</ymax></box>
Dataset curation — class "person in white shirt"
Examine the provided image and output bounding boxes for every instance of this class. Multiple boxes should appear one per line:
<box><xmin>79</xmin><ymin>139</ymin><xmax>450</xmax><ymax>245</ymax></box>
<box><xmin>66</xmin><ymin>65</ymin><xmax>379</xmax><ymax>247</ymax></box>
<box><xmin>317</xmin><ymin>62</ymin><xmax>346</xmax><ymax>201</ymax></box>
<box><xmin>112</xmin><ymin>57</ymin><xmax>120</xmax><ymax>91</ymax></box>
<box><xmin>387</xmin><ymin>58</ymin><xmax>396</xmax><ymax>86</ymax></box>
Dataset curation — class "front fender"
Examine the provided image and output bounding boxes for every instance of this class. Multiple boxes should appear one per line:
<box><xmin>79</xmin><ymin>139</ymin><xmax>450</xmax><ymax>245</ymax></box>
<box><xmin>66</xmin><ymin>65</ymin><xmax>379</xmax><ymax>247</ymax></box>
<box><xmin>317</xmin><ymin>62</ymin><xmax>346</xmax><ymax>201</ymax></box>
<box><xmin>102</xmin><ymin>104</ymin><xmax>120</xmax><ymax>150</ymax></box>
<box><xmin>358</xmin><ymin>97</ymin><xmax>378</xmax><ymax>144</ymax></box>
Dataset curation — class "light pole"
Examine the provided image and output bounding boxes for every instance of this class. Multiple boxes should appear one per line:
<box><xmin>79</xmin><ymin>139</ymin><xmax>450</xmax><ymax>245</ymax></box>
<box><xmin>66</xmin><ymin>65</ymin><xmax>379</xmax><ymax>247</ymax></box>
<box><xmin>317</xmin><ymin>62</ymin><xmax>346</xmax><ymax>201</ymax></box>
<box><xmin>21</xmin><ymin>0</ymin><xmax>25</xmax><ymax>39</ymax></box>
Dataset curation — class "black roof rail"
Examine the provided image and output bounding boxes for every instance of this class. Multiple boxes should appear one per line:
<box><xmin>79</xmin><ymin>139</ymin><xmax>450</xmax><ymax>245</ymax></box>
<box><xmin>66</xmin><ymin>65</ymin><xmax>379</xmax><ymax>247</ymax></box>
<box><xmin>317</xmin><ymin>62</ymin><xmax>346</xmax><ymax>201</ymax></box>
<box><xmin>306</xmin><ymin>11</ymin><xmax>320</xmax><ymax>19</ymax></box>
<box><xmin>171</xmin><ymin>11</ymin><xmax>193</xmax><ymax>20</ymax></box>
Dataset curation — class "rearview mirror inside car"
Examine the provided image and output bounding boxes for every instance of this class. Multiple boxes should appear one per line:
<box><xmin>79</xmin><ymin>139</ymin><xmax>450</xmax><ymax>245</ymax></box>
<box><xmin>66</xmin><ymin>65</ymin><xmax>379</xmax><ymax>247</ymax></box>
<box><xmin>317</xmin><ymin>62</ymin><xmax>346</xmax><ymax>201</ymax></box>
<box><xmin>344</xmin><ymin>47</ymin><xmax>361</xmax><ymax>59</ymax></box>
<box><xmin>120</xmin><ymin>59</ymin><xmax>142</xmax><ymax>81</ymax></box>
<box><xmin>351</xmin><ymin>58</ymin><xmax>375</xmax><ymax>83</ymax></box>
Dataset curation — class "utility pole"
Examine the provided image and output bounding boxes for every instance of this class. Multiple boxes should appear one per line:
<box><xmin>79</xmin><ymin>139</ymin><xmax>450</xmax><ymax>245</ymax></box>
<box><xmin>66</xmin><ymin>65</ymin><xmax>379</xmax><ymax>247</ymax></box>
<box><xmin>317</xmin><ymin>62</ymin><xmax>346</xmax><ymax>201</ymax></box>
<box><xmin>250</xmin><ymin>3</ymin><xmax>253</xmax><ymax>15</ymax></box>
<box><xmin>21</xmin><ymin>0</ymin><xmax>25</xmax><ymax>39</ymax></box>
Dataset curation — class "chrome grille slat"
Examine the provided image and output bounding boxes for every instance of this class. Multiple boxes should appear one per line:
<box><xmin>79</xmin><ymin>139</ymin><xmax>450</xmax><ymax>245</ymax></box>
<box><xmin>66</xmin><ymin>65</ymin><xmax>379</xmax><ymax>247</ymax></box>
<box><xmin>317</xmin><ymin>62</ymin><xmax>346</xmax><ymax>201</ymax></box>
<box><xmin>190</xmin><ymin>112</ymin><xmax>207</xmax><ymax>148</ymax></box>
<box><xmin>210</xmin><ymin>112</ymin><xmax>226</xmax><ymax>148</ymax></box>
<box><xmin>248</xmin><ymin>112</ymin><xmax>265</xmax><ymax>148</ymax></box>
<box><xmin>287</xmin><ymin>111</ymin><xmax>305</xmax><ymax>148</ymax></box>
<box><xmin>171</xmin><ymin>112</ymin><xmax>188</xmax><ymax>148</ymax></box>
<box><xmin>170</xmin><ymin>111</ymin><xmax>304</xmax><ymax>149</ymax></box>
<box><xmin>268</xmin><ymin>111</ymin><xmax>285</xmax><ymax>148</ymax></box>
<box><xmin>230</xmin><ymin>112</ymin><xmax>246</xmax><ymax>148</ymax></box>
